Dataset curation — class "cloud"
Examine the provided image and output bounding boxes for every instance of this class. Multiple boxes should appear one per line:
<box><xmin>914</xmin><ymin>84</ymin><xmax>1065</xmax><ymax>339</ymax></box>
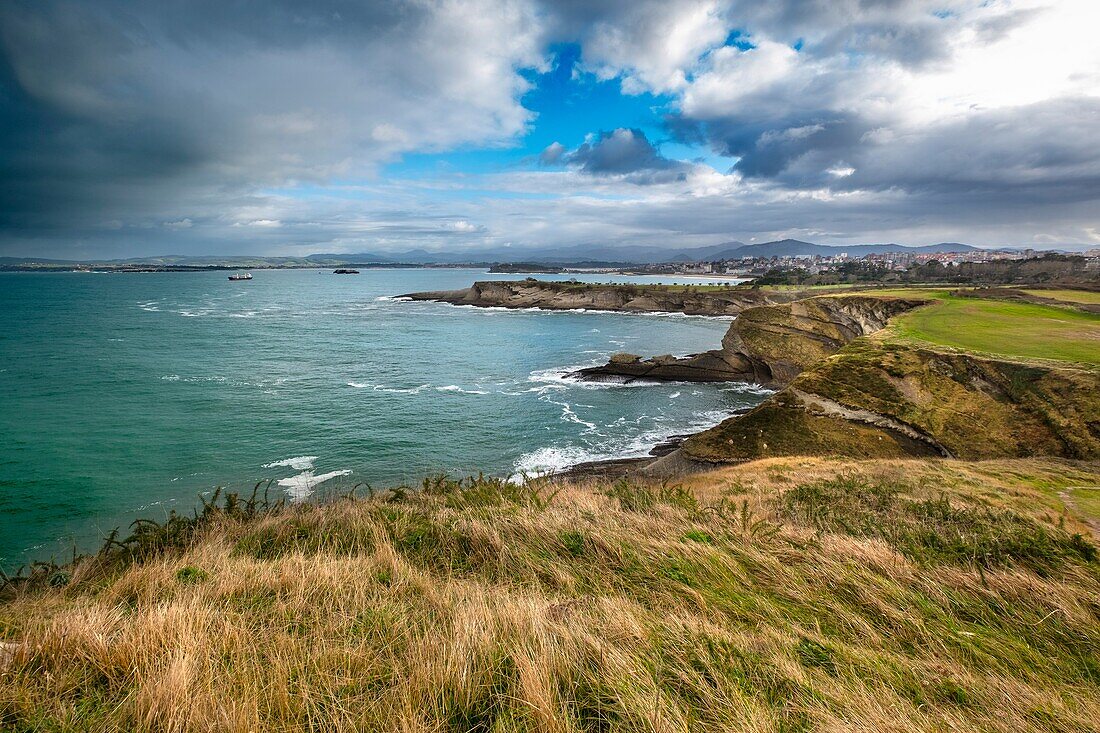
<box><xmin>549</xmin><ymin>128</ymin><xmax>695</xmax><ymax>183</ymax></box>
<box><xmin>1</xmin><ymin>0</ymin><xmax>1099</xmax><ymax>257</ymax></box>
<box><xmin>0</xmin><ymin>0</ymin><xmax>545</xmax><ymax>254</ymax></box>
<box><xmin>538</xmin><ymin>141</ymin><xmax>566</xmax><ymax>165</ymax></box>
<box><xmin>556</xmin><ymin>0</ymin><xmax>729</xmax><ymax>93</ymax></box>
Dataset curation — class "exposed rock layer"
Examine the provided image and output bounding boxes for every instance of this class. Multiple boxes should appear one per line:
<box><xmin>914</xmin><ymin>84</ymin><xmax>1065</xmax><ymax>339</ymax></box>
<box><xmin>646</xmin><ymin>340</ymin><xmax>1100</xmax><ymax>475</ymax></box>
<box><xmin>404</xmin><ymin>280</ymin><xmax>797</xmax><ymax>315</ymax></box>
<box><xmin>577</xmin><ymin>295</ymin><xmax>930</xmax><ymax>387</ymax></box>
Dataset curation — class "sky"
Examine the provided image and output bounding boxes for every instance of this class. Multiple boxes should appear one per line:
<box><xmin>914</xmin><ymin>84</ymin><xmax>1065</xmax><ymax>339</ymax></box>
<box><xmin>1</xmin><ymin>0</ymin><xmax>1099</xmax><ymax>259</ymax></box>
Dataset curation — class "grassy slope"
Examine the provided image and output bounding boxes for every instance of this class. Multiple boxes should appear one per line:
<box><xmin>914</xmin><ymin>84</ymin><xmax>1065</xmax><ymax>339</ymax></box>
<box><xmin>889</xmin><ymin>296</ymin><xmax>1100</xmax><ymax>365</ymax></box>
<box><xmin>1020</xmin><ymin>289</ymin><xmax>1100</xmax><ymax>305</ymax></box>
<box><xmin>1</xmin><ymin>461</ymin><xmax>1099</xmax><ymax>733</ymax></box>
<box><xmin>681</xmin><ymin>291</ymin><xmax>1099</xmax><ymax>465</ymax></box>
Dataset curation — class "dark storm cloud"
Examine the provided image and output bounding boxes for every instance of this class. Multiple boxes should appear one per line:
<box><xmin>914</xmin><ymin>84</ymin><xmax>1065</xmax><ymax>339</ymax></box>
<box><xmin>550</xmin><ymin>128</ymin><xmax>694</xmax><ymax>183</ymax></box>
<box><xmin>1</xmin><ymin>0</ymin><xmax>1098</xmax><ymax>257</ymax></box>
<box><xmin>0</xmin><ymin>0</ymin><xmax>542</xmax><ymax>256</ymax></box>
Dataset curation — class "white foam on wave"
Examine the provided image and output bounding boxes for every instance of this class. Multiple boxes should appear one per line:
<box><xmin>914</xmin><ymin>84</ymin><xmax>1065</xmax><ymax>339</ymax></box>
<box><xmin>720</xmin><ymin>382</ymin><xmax>776</xmax><ymax>396</ymax></box>
<box><xmin>512</xmin><ymin>405</ymin><xmax>750</xmax><ymax>478</ymax></box>
<box><xmin>669</xmin><ymin>391</ymin><xmax>681</xmax><ymax>399</ymax></box>
<box><xmin>540</xmin><ymin>394</ymin><xmax>598</xmax><ymax>432</ymax></box>
<box><xmin>347</xmin><ymin>382</ymin><xmax>432</xmax><ymax>394</ymax></box>
<box><xmin>262</xmin><ymin>455</ymin><xmax>352</xmax><ymax>500</ymax></box>
<box><xmin>526</xmin><ymin>364</ymin><xmax>672</xmax><ymax>391</ymax></box>
<box><xmin>277</xmin><ymin>469</ymin><xmax>353</xmax><ymax>501</ymax></box>
<box><xmin>436</xmin><ymin>385</ymin><xmax>490</xmax><ymax>395</ymax></box>
<box><xmin>513</xmin><ymin>445</ymin><xmax>601</xmax><ymax>475</ymax></box>
<box><xmin>374</xmin><ymin>295</ymin><xmax>412</xmax><ymax>302</ymax></box>
<box><xmin>263</xmin><ymin>455</ymin><xmax>318</xmax><ymax>470</ymax></box>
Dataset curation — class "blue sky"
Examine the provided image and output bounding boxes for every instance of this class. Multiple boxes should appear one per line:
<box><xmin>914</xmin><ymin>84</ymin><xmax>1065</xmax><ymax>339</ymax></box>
<box><xmin>1</xmin><ymin>0</ymin><xmax>1098</xmax><ymax>258</ymax></box>
<box><xmin>383</xmin><ymin>44</ymin><xmax>693</xmax><ymax>180</ymax></box>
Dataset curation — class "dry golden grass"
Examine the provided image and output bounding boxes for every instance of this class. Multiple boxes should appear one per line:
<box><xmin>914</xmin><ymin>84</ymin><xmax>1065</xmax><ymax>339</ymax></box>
<box><xmin>1</xmin><ymin>458</ymin><xmax>1099</xmax><ymax>732</ymax></box>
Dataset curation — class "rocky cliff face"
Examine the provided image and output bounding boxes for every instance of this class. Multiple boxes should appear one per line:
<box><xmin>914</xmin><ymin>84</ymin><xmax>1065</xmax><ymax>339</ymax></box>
<box><xmin>405</xmin><ymin>280</ymin><xmax>797</xmax><ymax>315</ymax></box>
<box><xmin>577</xmin><ymin>295</ymin><xmax>930</xmax><ymax>386</ymax></box>
<box><xmin>646</xmin><ymin>339</ymin><xmax>1100</xmax><ymax>474</ymax></box>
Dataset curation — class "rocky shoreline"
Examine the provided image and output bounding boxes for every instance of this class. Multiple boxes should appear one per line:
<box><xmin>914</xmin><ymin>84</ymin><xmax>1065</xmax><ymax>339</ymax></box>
<box><xmin>407</xmin><ymin>282</ymin><xmax>942</xmax><ymax>478</ymax></box>
<box><xmin>573</xmin><ymin>295</ymin><xmax>930</xmax><ymax>386</ymax></box>
<box><xmin>403</xmin><ymin>279</ymin><xmax>800</xmax><ymax>315</ymax></box>
<box><xmin>409</xmin><ymin>282</ymin><xmax>1099</xmax><ymax>479</ymax></box>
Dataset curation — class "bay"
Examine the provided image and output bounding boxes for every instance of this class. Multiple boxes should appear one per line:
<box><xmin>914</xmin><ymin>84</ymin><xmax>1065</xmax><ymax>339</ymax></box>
<box><xmin>0</xmin><ymin>268</ymin><xmax>767</xmax><ymax>566</ymax></box>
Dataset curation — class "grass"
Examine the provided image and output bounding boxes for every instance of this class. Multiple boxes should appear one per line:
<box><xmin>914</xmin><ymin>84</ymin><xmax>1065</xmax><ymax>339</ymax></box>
<box><xmin>890</xmin><ymin>295</ymin><xmax>1100</xmax><ymax>365</ymax></box>
<box><xmin>1020</xmin><ymin>289</ymin><xmax>1100</xmax><ymax>305</ymax></box>
<box><xmin>1</xmin><ymin>458</ymin><xmax>1099</xmax><ymax>732</ymax></box>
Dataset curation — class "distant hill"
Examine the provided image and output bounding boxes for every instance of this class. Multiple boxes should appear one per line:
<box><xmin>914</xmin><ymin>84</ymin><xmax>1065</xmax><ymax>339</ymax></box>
<box><xmin>711</xmin><ymin>239</ymin><xmax>980</xmax><ymax>260</ymax></box>
<box><xmin>2</xmin><ymin>240</ymin><xmax>996</xmax><ymax>269</ymax></box>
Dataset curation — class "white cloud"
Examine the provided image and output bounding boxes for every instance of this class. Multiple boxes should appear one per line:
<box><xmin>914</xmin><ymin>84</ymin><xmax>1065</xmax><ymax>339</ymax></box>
<box><xmin>4</xmin><ymin>0</ymin><xmax>1100</xmax><ymax>257</ymax></box>
<box><xmin>577</xmin><ymin>0</ymin><xmax>729</xmax><ymax>93</ymax></box>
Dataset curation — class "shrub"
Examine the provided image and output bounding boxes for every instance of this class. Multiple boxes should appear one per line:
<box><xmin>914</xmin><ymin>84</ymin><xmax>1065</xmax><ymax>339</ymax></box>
<box><xmin>175</xmin><ymin>566</ymin><xmax>209</xmax><ymax>584</ymax></box>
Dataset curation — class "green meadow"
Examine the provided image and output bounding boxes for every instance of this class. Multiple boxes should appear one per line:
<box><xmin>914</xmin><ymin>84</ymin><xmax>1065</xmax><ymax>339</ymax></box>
<box><xmin>890</xmin><ymin>296</ymin><xmax>1100</xmax><ymax>365</ymax></box>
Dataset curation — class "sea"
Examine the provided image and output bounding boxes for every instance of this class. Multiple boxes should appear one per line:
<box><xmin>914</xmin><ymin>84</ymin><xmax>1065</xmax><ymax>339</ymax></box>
<box><xmin>0</xmin><ymin>268</ymin><xmax>769</xmax><ymax>567</ymax></box>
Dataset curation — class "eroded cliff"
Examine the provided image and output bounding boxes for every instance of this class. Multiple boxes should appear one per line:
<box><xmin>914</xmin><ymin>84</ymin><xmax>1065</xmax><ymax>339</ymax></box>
<box><xmin>577</xmin><ymin>295</ymin><xmax>930</xmax><ymax>386</ymax></box>
<box><xmin>655</xmin><ymin>339</ymin><xmax>1100</xmax><ymax>472</ymax></box>
<box><xmin>405</xmin><ymin>280</ymin><xmax>797</xmax><ymax>315</ymax></box>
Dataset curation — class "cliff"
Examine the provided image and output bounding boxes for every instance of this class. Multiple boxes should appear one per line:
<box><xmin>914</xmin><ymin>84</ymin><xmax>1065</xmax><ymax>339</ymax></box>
<box><xmin>577</xmin><ymin>295</ymin><xmax>930</xmax><ymax>386</ymax></box>
<box><xmin>654</xmin><ymin>338</ymin><xmax>1100</xmax><ymax>472</ymax></box>
<box><xmin>405</xmin><ymin>280</ymin><xmax>800</xmax><ymax>315</ymax></box>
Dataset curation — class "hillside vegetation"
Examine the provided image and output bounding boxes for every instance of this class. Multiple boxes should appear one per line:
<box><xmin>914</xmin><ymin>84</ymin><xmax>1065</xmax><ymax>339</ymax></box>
<box><xmin>2</xmin><ymin>458</ymin><xmax>1099</xmax><ymax>732</ymax></box>
<box><xmin>890</xmin><ymin>296</ymin><xmax>1100</xmax><ymax>365</ymax></box>
<box><xmin>664</xmin><ymin>289</ymin><xmax>1100</xmax><ymax>470</ymax></box>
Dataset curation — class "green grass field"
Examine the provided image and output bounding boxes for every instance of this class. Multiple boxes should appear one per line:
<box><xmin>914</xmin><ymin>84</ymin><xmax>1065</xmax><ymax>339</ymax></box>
<box><xmin>1020</xmin><ymin>289</ymin><xmax>1100</xmax><ymax>305</ymax></box>
<box><xmin>891</xmin><ymin>296</ymin><xmax>1100</xmax><ymax>365</ymax></box>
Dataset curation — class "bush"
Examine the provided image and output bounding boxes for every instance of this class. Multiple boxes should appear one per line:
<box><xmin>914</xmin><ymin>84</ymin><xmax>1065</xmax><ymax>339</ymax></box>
<box><xmin>175</xmin><ymin>566</ymin><xmax>209</xmax><ymax>584</ymax></box>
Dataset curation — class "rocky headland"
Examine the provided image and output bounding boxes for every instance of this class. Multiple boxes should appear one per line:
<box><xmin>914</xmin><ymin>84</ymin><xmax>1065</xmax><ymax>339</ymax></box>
<box><xmin>404</xmin><ymin>279</ymin><xmax>801</xmax><ymax>315</ymax></box>
<box><xmin>408</xmin><ymin>281</ymin><xmax>1099</xmax><ymax>479</ymax></box>
<box><xmin>575</xmin><ymin>295</ymin><xmax>929</xmax><ymax>385</ymax></box>
<box><xmin>649</xmin><ymin>339</ymin><xmax>1100</xmax><ymax>475</ymax></box>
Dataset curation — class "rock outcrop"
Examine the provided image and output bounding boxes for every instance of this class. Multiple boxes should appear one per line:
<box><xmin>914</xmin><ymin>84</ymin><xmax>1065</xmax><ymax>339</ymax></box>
<box><xmin>577</xmin><ymin>295</ymin><xmax>930</xmax><ymax>387</ymax></box>
<box><xmin>405</xmin><ymin>280</ymin><xmax>799</xmax><ymax>315</ymax></box>
<box><xmin>645</xmin><ymin>339</ymin><xmax>1100</xmax><ymax>475</ymax></box>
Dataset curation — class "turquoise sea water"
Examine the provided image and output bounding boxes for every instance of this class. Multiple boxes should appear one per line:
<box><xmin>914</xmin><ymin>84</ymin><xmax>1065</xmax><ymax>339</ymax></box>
<box><xmin>0</xmin><ymin>268</ymin><xmax>767</xmax><ymax>566</ymax></box>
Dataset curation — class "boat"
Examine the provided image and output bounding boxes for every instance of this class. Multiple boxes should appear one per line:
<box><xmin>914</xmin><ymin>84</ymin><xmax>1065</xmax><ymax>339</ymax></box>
<box><xmin>228</xmin><ymin>272</ymin><xmax>253</xmax><ymax>281</ymax></box>
<box><xmin>333</xmin><ymin>269</ymin><xmax>360</xmax><ymax>274</ymax></box>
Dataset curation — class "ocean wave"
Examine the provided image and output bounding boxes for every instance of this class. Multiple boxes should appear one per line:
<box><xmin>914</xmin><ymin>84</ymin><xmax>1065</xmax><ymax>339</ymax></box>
<box><xmin>263</xmin><ymin>455</ymin><xmax>318</xmax><ymax>470</ymax></box>
<box><xmin>720</xmin><ymin>382</ymin><xmax>776</xmax><ymax>396</ymax></box>
<box><xmin>526</xmin><ymin>364</ymin><xmax>672</xmax><ymax>390</ymax></box>
<box><xmin>436</xmin><ymin>385</ymin><xmax>490</xmax><ymax>395</ymax></box>
<box><xmin>539</xmin><ymin>394</ymin><xmax>598</xmax><ymax>433</ymax></box>
<box><xmin>513</xmin><ymin>445</ymin><xmax>602</xmax><ymax>475</ymax></box>
<box><xmin>347</xmin><ymin>381</ymin><xmax>432</xmax><ymax>394</ymax></box>
<box><xmin>277</xmin><ymin>468</ymin><xmax>353</xmax><ymax>501</ymax></box>
<box><xmin>512</xmin><ymin>407</ymin><xmax>744</xmax><ymax>477</ymax></box>
<box><xmin>374</xmin><ymin>295</ymin><xmax>412</xmax><ymax>302</ymax></box>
